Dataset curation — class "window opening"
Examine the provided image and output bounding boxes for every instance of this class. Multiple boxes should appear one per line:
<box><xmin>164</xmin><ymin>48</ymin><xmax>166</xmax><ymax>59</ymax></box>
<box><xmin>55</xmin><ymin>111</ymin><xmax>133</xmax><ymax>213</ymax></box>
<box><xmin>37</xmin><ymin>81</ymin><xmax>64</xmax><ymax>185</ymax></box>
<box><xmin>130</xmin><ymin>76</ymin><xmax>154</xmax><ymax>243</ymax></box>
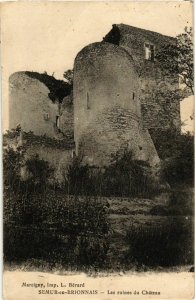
<box><xmin>87</xmin><ymin>92</ymin><xmax>90</xmax><ymax>109</ymax></box>
<box><xmin>145</xmin><ymin>43</ymin><xmax>155</xmax><ymax>61</ymax></box>
<box><xmin>72</xmin><ymin>150</ymin><xmax>76</xmax><ymax>158</ymax></box>
<box><xmin>43</xmin><ymin>113</ymin><xmax>49</xmax><ymax>121</ymax></box>
<box><xmin>56</xmin><ymin>116</ymin><xmax>60</xmax><ymax>128</ymax></box>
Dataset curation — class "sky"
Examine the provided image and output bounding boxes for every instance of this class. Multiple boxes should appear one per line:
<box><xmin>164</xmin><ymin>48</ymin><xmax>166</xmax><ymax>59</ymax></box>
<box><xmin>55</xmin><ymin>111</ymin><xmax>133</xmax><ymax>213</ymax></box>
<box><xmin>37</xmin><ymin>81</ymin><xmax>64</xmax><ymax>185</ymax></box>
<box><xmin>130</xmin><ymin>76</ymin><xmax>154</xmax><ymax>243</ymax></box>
<box><xmin>1</xmin><ymin>1</ymin><xmax>193</xmax><ymax>132</ymax></box>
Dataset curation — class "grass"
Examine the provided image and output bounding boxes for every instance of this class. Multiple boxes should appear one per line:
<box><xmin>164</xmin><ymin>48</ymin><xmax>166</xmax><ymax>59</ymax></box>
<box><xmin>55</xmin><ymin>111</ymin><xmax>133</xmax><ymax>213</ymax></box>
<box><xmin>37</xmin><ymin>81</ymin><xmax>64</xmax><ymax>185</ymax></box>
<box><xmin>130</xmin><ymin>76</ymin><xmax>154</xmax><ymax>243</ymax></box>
<box><xmin>126</xmin><ymin>217</ymin><xmax>193</xmax><ymax>267</ymax></box>
<box><xmin>4</xmin><ymin>188</ymin><xmax>194</xmax><ymax>272</ymax></box>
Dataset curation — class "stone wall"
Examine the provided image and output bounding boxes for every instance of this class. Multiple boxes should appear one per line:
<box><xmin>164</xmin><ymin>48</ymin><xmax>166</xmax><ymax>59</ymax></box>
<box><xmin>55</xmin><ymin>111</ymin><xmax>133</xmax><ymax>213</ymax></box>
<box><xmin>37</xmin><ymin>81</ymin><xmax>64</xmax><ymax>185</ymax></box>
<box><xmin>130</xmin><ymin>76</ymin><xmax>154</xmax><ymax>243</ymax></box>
<box><xmin>59</xmin><ymin>93</ymin><xmax>74</xmax><ymax>141</ymax></box>
<box><xmin>4</xmin><ymin>132</ymin><xmax>74</xmax><ymax>183</ymax></box>
<box><xmin>8</xmin><ymin>24</ymin><xmax>180</xmax><ymax>172</ymax></box>
<box><xmin>9</xmin><ymin>72</ymin><xmax>74</xmax><ymax>141</ymax></box>
<box><xmin>25</xmin><ymin>144</ymin><xmax>73</xmax><ymax>183</ymax></box>
<box><xmin>103</xmin><ymin>24</ymin><xmax>181</xmax><ymax>134</ymax></box>
<box><xmin>78</xmin><ymin>105</ymin><xmax>159</xmax><ymax>167</ymax></box>
<box><xmin>9</xmin><ymin>72</ymin><xmax>59</xmax><ymax>138</ymax></box>
<box><xmin>74</xmin><ymin>42</ymin><xmax>159</xmax><ymax>167</ymax></box>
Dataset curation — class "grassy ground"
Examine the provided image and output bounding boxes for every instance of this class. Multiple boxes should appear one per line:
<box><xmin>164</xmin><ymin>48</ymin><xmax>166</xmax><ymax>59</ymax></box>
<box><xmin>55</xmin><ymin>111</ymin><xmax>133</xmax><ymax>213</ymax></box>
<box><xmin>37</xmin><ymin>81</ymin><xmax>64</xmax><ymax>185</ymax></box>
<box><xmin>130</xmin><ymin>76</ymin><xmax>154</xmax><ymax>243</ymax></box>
<box><xmin>4</xmin><ymin>186</ymin><xmax>194</xmax><ymax>273</ymax></box>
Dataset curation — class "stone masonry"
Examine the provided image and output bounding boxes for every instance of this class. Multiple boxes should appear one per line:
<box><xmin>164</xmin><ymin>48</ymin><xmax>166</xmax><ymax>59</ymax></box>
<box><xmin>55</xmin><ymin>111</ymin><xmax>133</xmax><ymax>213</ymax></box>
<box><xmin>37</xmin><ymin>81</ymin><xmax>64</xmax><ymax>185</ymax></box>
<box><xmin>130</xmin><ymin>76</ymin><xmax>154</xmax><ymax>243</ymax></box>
<box><xmin>8</xmin><ymin>24</ymin><xmax>181</xmax><ymax>174</ymax></box>
<box><xmin>74</xmin><ymin>42</ymin><xmax>160</xmax><ymax>167</ymax></box>
<box><xmin>103</xmin><ymin>24</ymin><xmax>181</xmax><ymax>137</ymax></box>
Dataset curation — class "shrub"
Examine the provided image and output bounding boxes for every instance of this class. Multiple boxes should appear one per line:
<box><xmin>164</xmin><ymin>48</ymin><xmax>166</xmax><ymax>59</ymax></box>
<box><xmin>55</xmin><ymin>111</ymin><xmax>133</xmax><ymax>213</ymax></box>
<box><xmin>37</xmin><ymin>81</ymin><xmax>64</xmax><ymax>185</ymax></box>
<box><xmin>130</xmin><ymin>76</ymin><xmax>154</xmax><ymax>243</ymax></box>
<box><xmin>4</xmin><ymin>225</ymin><xmax>63</xmax><ymax>262</ymax></box>
<box><xmin>126</xmin><ymin>218</ymin><xmax>193</xmax><ymax>267</ymax></box>
<box><xmin>3</xmin><ymin>145</ymin><xmax>54</xmax><ymax>224</ymax></box>
<box><xmin>3</xmin><ymin>146</ymin><xmax>24</xmax><ymax>193</ymax></box>
<box><xmin>4</xmin><ymin>196</ymin><xmax>110</xmax><ymax>269</ymax></box>
<box><xmin>24</xmin><ymin>155</ymin><xmax>54</xmax><ymax>193</ymax></box>
<box><xmin>167</xmin><ymin>188</ymin><xmax>193</xmax><ymax>216</ymax></box>
<box><xmin>64</xmin><ymin>149</ymin><xmax>161</xmax><ymax>198</ymax></box>
<box><xmin>162</xmin><ymin>155</ymin><xmax>193</xmax><ymax>186</ymax></box>
<box><xmin>151</xmin><ymin>129</ymin><xmax>193</xmax><ymax>186</ymax></box>
<box><xmin>63</xmin><ymin>157</ymin><xmax>92</xmax><ymax>195</ymax></box>
<box><xmin>150</xmin><ymin>205</ymin><xmax>169</xmax><ymax>216</ymax></box>
<box><xmin>53</xmin><ymin>196</ymin><xmax>110</xmax><ymax>268</ymax></box>
<box><xmin>102</xmin><ymin>149</ymin><xmax>160</xmax><ymax>197</ymax></box>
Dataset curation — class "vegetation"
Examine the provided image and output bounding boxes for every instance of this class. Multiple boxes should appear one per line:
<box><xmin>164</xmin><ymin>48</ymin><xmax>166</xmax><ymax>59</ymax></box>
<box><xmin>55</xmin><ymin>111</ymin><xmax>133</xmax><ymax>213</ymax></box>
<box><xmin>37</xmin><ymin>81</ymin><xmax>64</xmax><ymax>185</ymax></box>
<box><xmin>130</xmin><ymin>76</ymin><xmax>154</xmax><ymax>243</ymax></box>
<box><xmin>3</xmin><ymin>142</ymin><xmax>110</xmax><ymax>269</ymax></box>
<box><xmin>63</xmin><ymin>69</ymin><xmax>74</xmax><ymax>86</ymax></box>
<box><xmin>4</xmin><ymin>145</ymin><xmax>54</xmax><ymax>225</ymax></box>
<box><xmin>4</xmin><ymin>195</ymin><xmax>110</xmax><ymax>269</ymax></box>
<box><xmin>63</xmin><ymin>148</ymin><xmax>162</xmax><ymax>198</ymax></box>
<box><xmin>167</xmin><ymin>188</ymin><xmax>193</xmax><ymax>216</ymax></box>
<box><xmin>156</xmin><ymin>27</ymin><xmax>193</xmax><ymax>95</ymax></box>
<box><xmin>126</xmin><ymin>218</ymin><xmax>193</xmax><ymax>267</ymax></box>
<box><xmin>3</xmin><ymin>28</ymin><xmax>194</xmax><ymax>270</ymax></box>
<box><xmin>3</xmin><ymin>126</ymin><xmax>193</xmax><ymax>271</ymax></box>
<box><xmin>154</xmin><ymin>27</ymin><xmax>194</xmax><ymax>128</ymax></box>
<box><xmin>3</xmin><ymin>129</ymin><xmax>74</xmax><ymax>150</ymax></box>
<box><xmin>3</xmin><ymin>146</ymin><xmax>24</xmax><ymax>193</ymax></box>
<box><xmin>150</xmin><ymin>128</ymin><xmax>193</xmax><ymax>186</ymax></box>
<box><xmin>25</xmin><ymin>71</ymin><xmax>72</xmax><ymax>102</ymax></box>
<box><xmin>98</xmin><ymin>150</ymin><xmax>161</xmax><ymax>197</ymax></box>
<box><xmin>4</xmin><ymin>27</ymin><xmax>193</xmax><ymax>271</ymax></box>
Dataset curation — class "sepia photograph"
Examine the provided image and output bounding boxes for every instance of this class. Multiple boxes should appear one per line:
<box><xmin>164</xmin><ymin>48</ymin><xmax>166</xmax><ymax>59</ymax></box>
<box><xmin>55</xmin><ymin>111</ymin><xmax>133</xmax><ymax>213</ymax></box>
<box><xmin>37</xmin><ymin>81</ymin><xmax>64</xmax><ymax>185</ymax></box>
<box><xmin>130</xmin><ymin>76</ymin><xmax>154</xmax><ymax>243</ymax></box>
<box><xmin>1</xmin><ymin>1</ymin><xmax>194</xmax><ymax>299</ymax></box>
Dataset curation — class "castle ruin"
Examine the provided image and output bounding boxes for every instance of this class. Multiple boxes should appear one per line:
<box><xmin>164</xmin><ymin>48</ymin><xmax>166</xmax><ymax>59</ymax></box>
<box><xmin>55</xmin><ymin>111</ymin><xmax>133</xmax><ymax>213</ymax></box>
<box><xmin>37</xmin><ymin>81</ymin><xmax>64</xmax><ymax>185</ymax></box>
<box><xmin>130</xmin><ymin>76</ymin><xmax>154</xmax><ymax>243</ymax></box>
<box><xmin>7</xmin><ymin>24</ymin><xmax>180</xmax><ymax>180</ymax></box>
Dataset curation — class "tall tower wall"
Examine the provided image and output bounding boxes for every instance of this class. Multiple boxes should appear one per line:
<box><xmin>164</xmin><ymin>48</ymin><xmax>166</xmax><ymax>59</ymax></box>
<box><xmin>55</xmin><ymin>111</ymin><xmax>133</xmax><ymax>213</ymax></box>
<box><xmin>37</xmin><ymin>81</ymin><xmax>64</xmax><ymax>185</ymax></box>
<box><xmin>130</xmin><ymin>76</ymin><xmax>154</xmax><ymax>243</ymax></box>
<box><xmin>9</xmin><ymin>72</ymin><xmax>74</xmax><ymax>141</ymax></box>
<box><xmin>73</xmin><ymin>42</ymin><xmax>159</xmax><ymax>167</ymax></box>
<box><xmin>103</xmin><ymin>24</ymin><xmax>181</xmax><ymax>135</ymax></box>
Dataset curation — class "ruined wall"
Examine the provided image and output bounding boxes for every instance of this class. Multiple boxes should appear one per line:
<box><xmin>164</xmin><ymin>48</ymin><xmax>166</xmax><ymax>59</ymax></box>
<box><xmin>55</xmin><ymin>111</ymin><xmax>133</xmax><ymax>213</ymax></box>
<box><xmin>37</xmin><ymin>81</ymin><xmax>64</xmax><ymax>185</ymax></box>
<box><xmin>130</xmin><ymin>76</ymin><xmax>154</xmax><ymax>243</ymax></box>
<box><xmin>9</xmin><ymin>72</ymin><xmax>60</xmax><ymax>138</ymax></box>
<box><xmin>59</xmin><ymin>93</ymin><xmax>74</xmax><ymax>141</ymax></box>
<box><xmin>103</xmin><ymin>24</ymin><xmax>181</xmax><ymax>134</ymax></box>
<box><xmin>8</xmin><ymin>72</ymin><xmax>74</xmax><ymax>181</ymax></box>
<box><xmin>9</xmin><ymin>72</ymin><xmax>74</xmax><ymax>141</ymax></box>
<box><xmin>26</xmin><ymin>145</ymin><xmax>72</xmax><ymax>183</ymax></box>
<box><xmin>74</xmin><ymin>42</ymin><xmax>159</xmax><ymax>167</ymax></box>
<box><xmin>4</xmin><ymin>132</ymin><xmax>74</xmax><ymax>183</ymax></box>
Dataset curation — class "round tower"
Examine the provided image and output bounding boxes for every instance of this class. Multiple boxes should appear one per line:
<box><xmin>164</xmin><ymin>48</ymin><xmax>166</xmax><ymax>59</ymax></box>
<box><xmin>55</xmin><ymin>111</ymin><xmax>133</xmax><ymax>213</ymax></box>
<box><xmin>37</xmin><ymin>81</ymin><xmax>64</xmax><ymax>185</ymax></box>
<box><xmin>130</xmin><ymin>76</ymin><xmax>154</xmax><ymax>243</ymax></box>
<box><xmin>73</xmin><ymin>42</ymin><xmax>159</xmax><ymax>167</ymax></box>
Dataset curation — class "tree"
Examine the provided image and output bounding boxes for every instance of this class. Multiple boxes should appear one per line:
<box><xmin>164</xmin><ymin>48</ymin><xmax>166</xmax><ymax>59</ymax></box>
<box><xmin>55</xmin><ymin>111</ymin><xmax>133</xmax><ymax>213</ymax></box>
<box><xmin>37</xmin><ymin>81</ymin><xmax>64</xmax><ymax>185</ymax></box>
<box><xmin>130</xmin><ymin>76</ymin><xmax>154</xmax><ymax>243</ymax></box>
<box><xmin>156</xmin><ymin>27</ymin><xmax>193</xmax><ymax>95</ymax></box>
<box><xmin>63</xmin><ymin>69</ymin><xmax>74</xmax><ymax>86</ymax></box>
<box><xmin>25</xmin><ymin>155</ymin><xmax>54</xmax><ymax>192</ymax></box>
<box><xmin>102</xmin><ymin>149</ymin><xmax>160</xmax><ymax>197</ymax></box>
<box><xmin>3</xmin><ymin>145</ymin><xmax>24</xmax><ymax>192</ymax></box>
<box><xmin>151</xmin><ymin>128</ymin><xmax>194</xmax><ymax>186</ymax></box>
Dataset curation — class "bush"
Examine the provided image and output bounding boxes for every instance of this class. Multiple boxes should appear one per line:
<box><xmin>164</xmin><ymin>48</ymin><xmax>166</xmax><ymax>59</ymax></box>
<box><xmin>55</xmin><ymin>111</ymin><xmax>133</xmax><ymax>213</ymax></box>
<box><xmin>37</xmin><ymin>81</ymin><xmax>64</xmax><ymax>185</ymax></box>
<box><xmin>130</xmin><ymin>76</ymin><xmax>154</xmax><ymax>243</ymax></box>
<box><xmin>4</xmin><ymin>196</ymin><xmax>110</xmax><ymax>269</ymax></box>
<box><xmin>64</xmin><ymin>149</ymin><xmax>162</xmax><ymax>198</ymax></box>
<box><xmin>150</xmin><ymin>205</ymin><xmax>169</xmax><ymax>216</ymax></box>
<box><xmin>3</xmin><ymin>146</ymin><xmax>24</xmax><ymax>193</ymax></box>
<box><xmin>51</xmin><ymin>196</ymin><xmax>110</xmax><ymax>268</ymax></box>
<box><xmin>3</xmin><ymin>144</ymin><xmax>54</xmax><ymax>224</ymax></box>
<box><xmin>63</xmin><ymin>157</ymin><xmax>92</xmax><ymax>195</ymax></box>
<box><xmin>101</xmin><ymin>149</ymin><xmax>161</xmax><ymax>197</ymax></box>
<box><xmin>4</xmin><ymin>225</ymin><xmax>63</xmax><ymax>262</ymax></box>
<box><xmin>126</xmin><ymin>218</ymin><xmax>193</xmax><ymax>267</ymax></box>
<box><xmin>3</xmin><ymin>142</ymin><xmax>54</xmax><ymax>195</ymax></box>
<box><xmin>151</xmin><ymin>129</ymin><xmax>193</xmax><ymax>186</ymax></box>
<box><xmin>167</xmin><ymin>188</ymin><xmax>193</xmax><ymax>215</ymax></box>
<box><xmin>24</xmin><ymin>155</ymin><xmax>54</xmax><ymax>193</ymax></box>
<box><xmin>162</xmin><ymin>155</ymin><xmax>193</xmax><ymax>186</ymax></box>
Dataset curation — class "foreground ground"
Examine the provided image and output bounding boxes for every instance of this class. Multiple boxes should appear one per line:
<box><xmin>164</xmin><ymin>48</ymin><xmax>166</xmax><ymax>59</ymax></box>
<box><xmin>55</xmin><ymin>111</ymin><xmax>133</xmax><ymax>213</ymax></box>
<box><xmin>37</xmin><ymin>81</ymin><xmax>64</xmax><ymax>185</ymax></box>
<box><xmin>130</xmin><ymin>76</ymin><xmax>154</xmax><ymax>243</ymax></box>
<box><xmin>4</xmin><ymin>186</ymin><xmax>193</xmax><ymax>273</ymax></box>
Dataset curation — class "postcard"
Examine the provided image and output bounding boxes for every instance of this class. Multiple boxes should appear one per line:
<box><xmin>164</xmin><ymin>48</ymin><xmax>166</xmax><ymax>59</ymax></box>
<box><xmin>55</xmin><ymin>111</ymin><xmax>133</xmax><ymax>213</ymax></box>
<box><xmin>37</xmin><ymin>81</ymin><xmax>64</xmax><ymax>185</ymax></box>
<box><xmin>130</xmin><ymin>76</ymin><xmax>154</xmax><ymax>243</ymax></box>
<box><xmin>1</xmin><ymin>1</ymin><xmax>194</xmax><ymax>300</ymax></box>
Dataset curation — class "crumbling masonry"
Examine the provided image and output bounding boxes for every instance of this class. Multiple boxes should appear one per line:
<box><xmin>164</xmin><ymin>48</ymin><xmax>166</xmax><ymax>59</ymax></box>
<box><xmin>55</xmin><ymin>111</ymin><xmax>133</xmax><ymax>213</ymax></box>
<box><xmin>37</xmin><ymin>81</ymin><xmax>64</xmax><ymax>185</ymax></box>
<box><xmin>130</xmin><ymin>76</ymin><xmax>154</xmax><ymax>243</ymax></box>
<box><xmin>8</xmin><ymin>24</ymin><xmax>180</xmax><ymax>178</ymax></box>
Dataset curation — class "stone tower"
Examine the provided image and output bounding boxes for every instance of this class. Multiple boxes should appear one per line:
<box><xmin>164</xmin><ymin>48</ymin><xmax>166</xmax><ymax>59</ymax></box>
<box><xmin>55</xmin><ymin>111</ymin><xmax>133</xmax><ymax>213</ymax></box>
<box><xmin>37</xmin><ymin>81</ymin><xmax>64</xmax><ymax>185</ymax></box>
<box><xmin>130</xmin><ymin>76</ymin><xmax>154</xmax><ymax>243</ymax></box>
<box><xmin>9</xmin><ymin>71</ymin><xmax>73</xmax><ymax>140</ymax></box>
<box><xmin>73</xmin><ymin>42</ymin><xmax>160</xmax><ymax>167</ymax></box>
<box><xmin>103</xmin><ymin>24</ymin><xmax>181</xmax><ymax>137</ymax></box>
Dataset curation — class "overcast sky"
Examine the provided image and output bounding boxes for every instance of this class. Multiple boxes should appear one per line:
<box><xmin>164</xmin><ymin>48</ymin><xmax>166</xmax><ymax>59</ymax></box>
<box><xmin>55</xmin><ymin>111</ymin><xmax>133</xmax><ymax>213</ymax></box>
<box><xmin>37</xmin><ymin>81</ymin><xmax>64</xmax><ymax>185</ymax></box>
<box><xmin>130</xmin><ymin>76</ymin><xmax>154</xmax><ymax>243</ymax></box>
<box><xmin>1</xmin><ymin>1</ymin><xmax>193</xmax><ymax>131</ymax></box>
